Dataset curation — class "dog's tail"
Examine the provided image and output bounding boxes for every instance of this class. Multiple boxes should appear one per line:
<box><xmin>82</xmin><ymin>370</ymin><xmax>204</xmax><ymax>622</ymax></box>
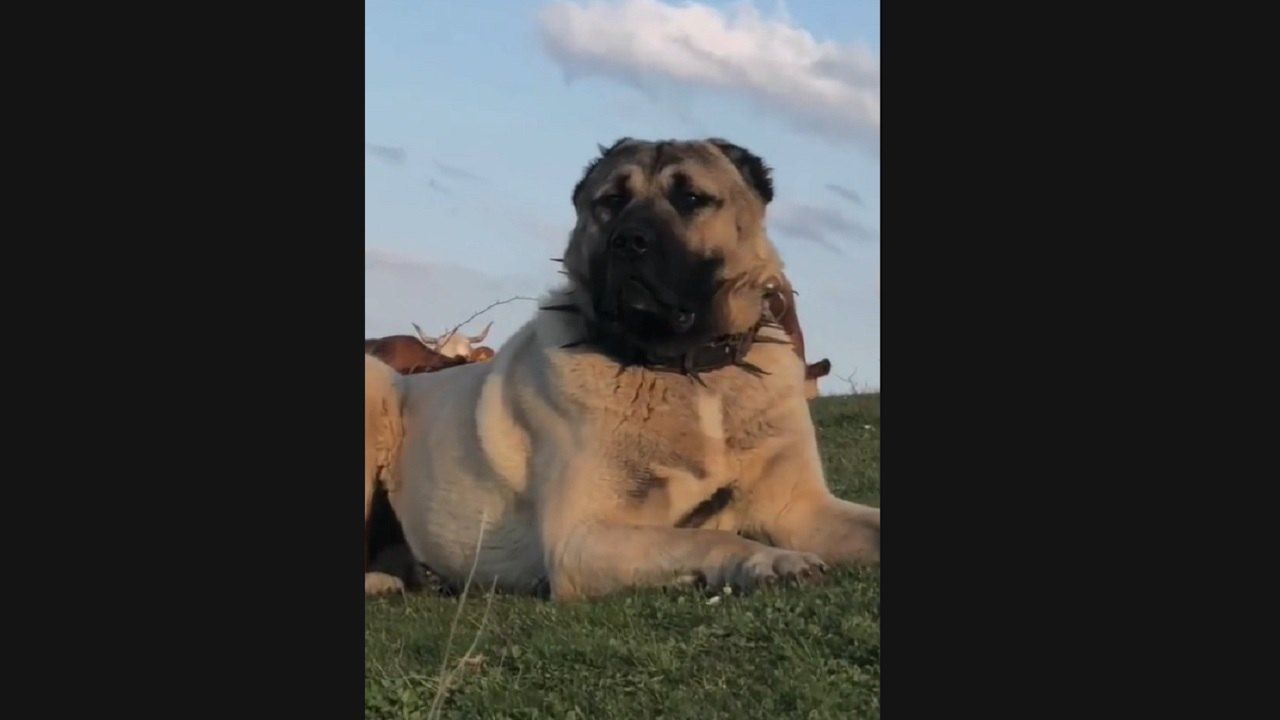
<box><xmin>805</xmin><ymin>358</ymin><xmax>831</xmax><ymax>380</ymax></box>
<box><xmin>803</xmin><ymin>358</ymin><xmax>831</xmax><ymax>400</ymax></box>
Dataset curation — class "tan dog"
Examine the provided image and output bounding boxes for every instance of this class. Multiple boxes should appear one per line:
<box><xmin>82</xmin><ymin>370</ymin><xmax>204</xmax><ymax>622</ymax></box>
<box><xmin>365</xmin><ymin>138</ymin><xmax>879</xmax><ymax>600</ymax></box>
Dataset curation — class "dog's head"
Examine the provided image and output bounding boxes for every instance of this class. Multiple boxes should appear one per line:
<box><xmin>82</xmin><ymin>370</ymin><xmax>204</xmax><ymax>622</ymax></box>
<box><xmin>561</xmin><ymin>138</ymin><xmax>784</xmax><ymax>362</ymax></box>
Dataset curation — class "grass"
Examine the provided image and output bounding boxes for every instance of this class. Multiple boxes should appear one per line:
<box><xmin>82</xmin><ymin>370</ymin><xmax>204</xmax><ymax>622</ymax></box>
<box><xmin>366</xmin><ymin>393</ymin><xmax>881</xmax><ymax>720</ymax></box>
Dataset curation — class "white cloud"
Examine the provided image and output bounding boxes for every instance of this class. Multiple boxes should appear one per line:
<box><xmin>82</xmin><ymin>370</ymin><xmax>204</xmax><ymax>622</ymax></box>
<box><xmin>539</xmin><ymin>0</ymin><xmax>879</xmax><ymax>149</ymax></box>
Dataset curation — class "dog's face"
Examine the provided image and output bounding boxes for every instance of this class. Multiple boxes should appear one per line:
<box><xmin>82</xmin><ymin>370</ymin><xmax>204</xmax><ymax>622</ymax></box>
<box><xmin>562</xmin><ymin>138</ymin><xmax>784</xmax><ymax>361</ymax></box>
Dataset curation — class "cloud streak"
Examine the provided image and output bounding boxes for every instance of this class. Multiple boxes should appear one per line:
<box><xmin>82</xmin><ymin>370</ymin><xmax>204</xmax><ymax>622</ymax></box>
<box><xmin>365</xmin><ymin>143</ymin><xmax>406</xmax><ymax>165</ymax></box>
<box><xmin>433</xmin><ymin>159</ymin><xmax>485</xmax><ymax>183</ymax></box>
<box><xmin>539</xmin><ymin>0</ymin><xmax>879</xmax><ymax>150</ymax></box>
<box><xmin>768</xmin><ymin>202</ymin><xmax>876</xmax><ymax>253</ymax></box>
<box><xmin>825</xmin><ymin>183</ymin><xmax>864</xmax><ymax>206</ymax></box>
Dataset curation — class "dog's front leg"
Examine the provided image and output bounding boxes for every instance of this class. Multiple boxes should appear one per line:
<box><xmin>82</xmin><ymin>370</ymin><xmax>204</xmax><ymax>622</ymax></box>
<box><xmin>746</xmin><ymin>441</ymin><xmax>880</xmax><ymax>566</ymax></box>
<box><xmin>543</xmin><ymin>523</ymin><xmax>828</xmax><ymax>601</ymax></box>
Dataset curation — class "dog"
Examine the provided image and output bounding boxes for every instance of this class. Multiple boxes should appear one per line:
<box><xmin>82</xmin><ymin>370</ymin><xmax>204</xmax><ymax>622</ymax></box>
<box><xmin>364</xmin><ymin>138</ymin><xmax>880</xmax><ymax>600</ymax></box>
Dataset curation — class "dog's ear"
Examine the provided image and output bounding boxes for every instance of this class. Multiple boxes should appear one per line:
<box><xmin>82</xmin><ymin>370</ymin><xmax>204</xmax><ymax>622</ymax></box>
<box><xmin>708</xmin><ymin>139</ymin><xmax>774</xmax><ymax>205</ymax></box>
<box><xmin>596</xmin><ymin>137</ymin><xmax>631</xmax><ymax>156</ymax></box>
<box><xmin>572</xmin><ymin>137</ymin><xmax>633</xmax><ymax>205</ymax></box>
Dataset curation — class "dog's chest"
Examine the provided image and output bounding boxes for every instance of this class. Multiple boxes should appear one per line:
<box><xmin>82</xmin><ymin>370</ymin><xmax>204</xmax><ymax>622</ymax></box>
<box><xmin>551</xmin><ymin>349</ymin><xmax>791</xmax><ymax>522</ymax></box>
<box><xmin>595</xmin><ymin>369</ymin><xmax>785</xmax><ymax>527</ymax></box>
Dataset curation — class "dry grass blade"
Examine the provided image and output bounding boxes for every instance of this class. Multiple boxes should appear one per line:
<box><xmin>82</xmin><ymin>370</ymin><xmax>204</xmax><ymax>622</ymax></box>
<box><xmin>427</xmin><ymin>576</ymin><xmax>499</xmax><ymax>720</ymax></box>
<box><xmin>426</xmin><ymin>511</ymin><xmax>490</xmax><ymax>720</ymax></box>
<box><xmin>838</xmin><ymin>370</ymin><xmax>862</xmax><ymax>395</ymax></box>
<box><xmin>434</xmin><ymin>296</ymin><xmax>539</xmax><ymax>349</ymax></box>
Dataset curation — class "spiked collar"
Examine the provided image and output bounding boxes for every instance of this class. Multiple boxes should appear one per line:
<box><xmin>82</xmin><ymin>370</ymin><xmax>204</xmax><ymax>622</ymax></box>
<box><xmin>652</xmin><ymin>321</ymin><xmax>772</xmax><ymax>375</ymax></box>
<box><xmin>541</xmin><ymin>297</ymin><xmax>793</xmax><ymax>386</ymax></box>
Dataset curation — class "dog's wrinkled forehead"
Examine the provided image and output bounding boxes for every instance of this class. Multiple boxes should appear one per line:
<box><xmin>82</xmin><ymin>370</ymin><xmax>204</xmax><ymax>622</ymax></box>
<box><xmin>571</xmin><ymin>138</ymin><xmax>773</xmax><ymax>207</ymax></box>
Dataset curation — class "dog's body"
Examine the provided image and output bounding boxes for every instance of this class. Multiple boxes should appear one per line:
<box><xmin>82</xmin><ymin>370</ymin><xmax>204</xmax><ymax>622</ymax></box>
<box><xmin>365</xmin><ymin>139</ymin><xmax>879</xmax><ymax>600</ymax></box>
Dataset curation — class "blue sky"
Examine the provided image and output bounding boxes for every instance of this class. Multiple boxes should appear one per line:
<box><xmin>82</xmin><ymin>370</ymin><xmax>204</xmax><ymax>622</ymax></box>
<box><xmin>366</xmin><ymin>0</ymin><xmax>880</xmax><ymax>390</ymax></box>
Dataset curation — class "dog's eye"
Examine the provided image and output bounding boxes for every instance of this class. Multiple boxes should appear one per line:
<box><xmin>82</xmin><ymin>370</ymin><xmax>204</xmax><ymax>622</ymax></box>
<box><xmin>673</xmin><ymin>191</ymin><xmax>715</xmax><ymax>214</ymax></box>
<box><xmin>594</xmin><ymin>194</ymin><xmax>628</xmax><ymax>213</ymax></box>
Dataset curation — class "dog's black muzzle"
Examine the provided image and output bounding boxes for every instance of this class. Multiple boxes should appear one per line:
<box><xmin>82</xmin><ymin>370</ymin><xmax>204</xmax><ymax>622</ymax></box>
<box><xmin>601</xmin><ymin>219</ymin><xmax>715</xmax><ymax>331</ymax></box>
<box><xmin>604</xmin><ymin>223</ymin><xmax>698</xmax><ymax>333</ymax></box>
<box><xmin>583</xmin><ymin>212</ymin><xmax>723</xmax><ymax>362</ymax></box>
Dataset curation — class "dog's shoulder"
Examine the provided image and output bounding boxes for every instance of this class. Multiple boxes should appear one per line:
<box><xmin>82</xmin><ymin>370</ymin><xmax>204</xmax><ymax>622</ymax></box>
<box><xmin>705</xmin><ymin>328</ymin><xmax>811</xmax><ymax>451</ymax></box>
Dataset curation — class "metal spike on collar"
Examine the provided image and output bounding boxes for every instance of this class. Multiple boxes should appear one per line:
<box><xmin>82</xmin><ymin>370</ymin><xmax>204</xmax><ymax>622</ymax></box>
<box><xmin>675</xmin><ymin>351</ymin><xmax>707</xmax><ymax>386</ymax></box>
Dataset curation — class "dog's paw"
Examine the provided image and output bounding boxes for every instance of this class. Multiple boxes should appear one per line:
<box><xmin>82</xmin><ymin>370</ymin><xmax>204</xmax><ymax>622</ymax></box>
<box><xmin>364</xmin><ymin>571</ymin><xmax>406</xmax><ymax>597</ymax></box>
<box><xmin>723</xmin><ymin>548</ymin><xmax>829</xmax><ymax>590</ymax></box>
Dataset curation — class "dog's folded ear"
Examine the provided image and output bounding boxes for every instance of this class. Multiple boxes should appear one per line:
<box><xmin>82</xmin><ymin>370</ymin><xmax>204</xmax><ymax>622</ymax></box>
<box><xmin>708</xmin><ymin>139</ymin><xmax>774</xmax><ymax>205</ymax></box>
<box><xmin>572</xmin><ymin>137</ymin><xmax>634</xmax><ymax>204</ymax></box>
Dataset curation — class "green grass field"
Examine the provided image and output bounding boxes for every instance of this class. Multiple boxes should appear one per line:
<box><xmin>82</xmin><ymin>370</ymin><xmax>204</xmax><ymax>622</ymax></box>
<box><xmin>366</xmin><ymin>393</ymin><xmax>880</xmax><ymax>720</ymax></box>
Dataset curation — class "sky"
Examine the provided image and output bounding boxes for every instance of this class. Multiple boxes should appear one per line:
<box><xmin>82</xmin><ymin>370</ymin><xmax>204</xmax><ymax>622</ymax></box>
<box><xmin>366</xmin><ymin>0</ymin><xmax>880</xmax><ymax>391</ymax></box>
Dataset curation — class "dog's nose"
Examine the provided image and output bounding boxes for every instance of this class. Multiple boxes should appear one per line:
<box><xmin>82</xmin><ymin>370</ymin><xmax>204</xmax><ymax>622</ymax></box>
<box><xmin>609</xmin><ymin>227</ymin><xmax>652</xmax><ymax>256</ymax></box>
